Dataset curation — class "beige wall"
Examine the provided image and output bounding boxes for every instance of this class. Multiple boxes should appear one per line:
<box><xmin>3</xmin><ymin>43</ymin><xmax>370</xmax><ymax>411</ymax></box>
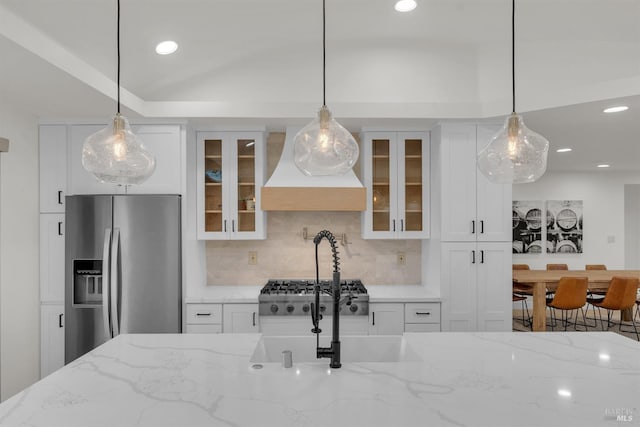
<box><xmin>0</xmin><ymin>103</ymin><xmax>40</xmax><ymax>400</ymax></box>
<box><xmin>205</xmin><ymin>132</ymin><xmax>422</xmax><ymax>286</ymax></box>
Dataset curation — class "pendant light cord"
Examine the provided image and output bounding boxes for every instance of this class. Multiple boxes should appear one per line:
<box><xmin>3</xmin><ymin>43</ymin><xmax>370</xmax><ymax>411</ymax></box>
<box><xmin>322</xmin><ymin>0</ymin><xmax>326</xmax><ymax>107</ymax></box>
<box><xmin>511</xmin><ymin>0</ymin><xmax>515</xmax><ymax>114</ymax></box>
<box><xmin>117</xmin><ymin>0</ymin><xmax>121</xmax><ymax>114</ymax></box>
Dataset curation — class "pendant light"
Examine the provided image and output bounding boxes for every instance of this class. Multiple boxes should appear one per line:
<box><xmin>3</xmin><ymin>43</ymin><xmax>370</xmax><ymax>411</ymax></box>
<box><xmin>477</xmin><ymin>0</ymin><xmax>549</xmax><ymax>184</ymax></box>
<box><xmin>82</xmin><ymin>0</ymin><xmax>155</xmax><ymax>186</ymax></box>
<box><xmin>293</xmin><ymin>0</ymin><xmax>359</xmax><ymax>176</ymax></box>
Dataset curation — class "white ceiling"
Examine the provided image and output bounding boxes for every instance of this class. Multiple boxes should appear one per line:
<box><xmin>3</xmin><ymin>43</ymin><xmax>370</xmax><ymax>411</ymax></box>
<box><xmin>1</xmin><ymin>0</ymin><xmax>640</xmax><ymax>172</ymax></box>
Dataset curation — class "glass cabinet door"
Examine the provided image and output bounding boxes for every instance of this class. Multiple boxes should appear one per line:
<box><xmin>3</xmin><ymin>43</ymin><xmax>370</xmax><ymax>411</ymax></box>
<box><xmin>372</xmin><ymin>139</ymin><xmax>392</xmax><ymax>232</ymax></box>
<box><xmin>203</xmin><ymin>139</ymin><xmax>223</xmax><ymax>233</ymax></box>
<box><xmin>402</xmin><ymin>137</ymin><xmax>423</xmax><ymax>232</ymax></box>
<box><xmin>236</xmin><ymin>138</ymin><xmax>256</xmax><ymax>233</ymax></box>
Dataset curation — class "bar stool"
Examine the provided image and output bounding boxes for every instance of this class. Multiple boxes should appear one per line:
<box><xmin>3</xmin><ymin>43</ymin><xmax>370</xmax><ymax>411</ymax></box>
<box><xmin>546</xmin><ymin>277</ymin><xmax>589</xmax><ymax>331</ymax></box>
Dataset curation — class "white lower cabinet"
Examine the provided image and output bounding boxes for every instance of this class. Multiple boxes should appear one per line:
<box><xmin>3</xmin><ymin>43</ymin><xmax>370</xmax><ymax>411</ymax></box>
<box><xmin>259</xmin><ymin>316</ymin><xmax>368</xmax><ymax>336</ymax></box>
<box><xmin>369</xmin><ymin>303</ymin><xmax>405</xmax><ymax>335</ymax></box>
<box><xmin>404</xmin><ymin>303</ymin><xmax>441</xmax><ymax>332</ymax></box>
<box><xmin>40</xmin><ymin>304</ymin><xmax>65</xmax><ymax>378</ymax></box>
<box><xmin>185</xmin><ymin>303</ymin><xmax>222</xmax><ymax>333</ymax></box>
<box><xmin>441</xmin><ymin>241</ymin><xmax>512</xmax><ymax>331</ymax></box>
<box><xmin>223</xmin><ymin>304</ymin><xmax>259</xmax><ymax>333</ymax></box>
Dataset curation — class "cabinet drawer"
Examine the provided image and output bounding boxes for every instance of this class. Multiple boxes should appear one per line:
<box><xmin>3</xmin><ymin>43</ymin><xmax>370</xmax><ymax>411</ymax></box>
<box><xmin>186</xmin><ymin>304</ymin><xmax>222</xmax><ymax>324</ymax></box>
<box><xmin>404</xmin><ymin>303</ymin><xmax>440</xmax><ymax>324</ymax></box>
<box><xmin>405</xmin><ymin>323</ymin><xmax>440</xmax><ymax>333</ymax></box>
<box><xmin>185</xmin><ymin>324</ymin><xmax>222</xmax><ymax>334</ymax></box>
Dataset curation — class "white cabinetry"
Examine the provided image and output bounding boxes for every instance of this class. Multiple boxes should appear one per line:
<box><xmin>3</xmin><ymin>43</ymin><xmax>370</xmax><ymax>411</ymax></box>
<box><xmin>439</xmin><ymin>124</ymin><xmax>511</xmax><ymax>242</ymax></box>
<box><xmin>361</xmin><ymin>131</ymin><xmax>430</xmax><ymax>239</ymax></box>
<box><xmin>441</xmin><ymin>242</ymin><xmax>511</xmax><ymax>331</ymax></box>
<box><xmin>39</xmin><ymin>125</ymin><xmax>67</xmax><ymax>213</ymax></box>
<box><xmin>69</xmin><ymin>124</ymin><xmax>184</xmax><ymax>195</ymax></box>
<box><xmin>185</xmin><ymin>304</ymin><xmax>223</xmax><ymax>333</ymax></box>
<box><xmin>223</xmin><ymin>304</ymin><xmax>259</xmax><ymax>333</ymax></box>
<box><xmin>368</xmin><ymin>303</ymin><xmax>404</xmax><ymax>335</ymax></box>
<box><xmin>434</xmin><ymin>123</ymin><xmax>512</xmax><ymax>332</ymax></box>
<box><xmin>196</xmin><ymin>131</ymin><xmax>266</xmax><ymax>240</ymax></box>
<box><xmin>404</xmin><ymin>303</ymin><xmax>441</xmax><ymax>332</ymax></box>
<box><xmin>40</xmin><ymin>304</ymin><xmax>65</xmax><ymax>378</ymax></box>
<box><xmin>39</xmin><ymin>214</ymin><xmax>65</xmax><ymax>302</ymax></box>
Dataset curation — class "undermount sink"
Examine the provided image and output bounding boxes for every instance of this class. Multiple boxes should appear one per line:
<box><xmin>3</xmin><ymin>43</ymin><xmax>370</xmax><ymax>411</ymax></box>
<box><xmin>250</xmin><ymin>335</ymin><xmax>422</xmax><ymax>364</ymax></box>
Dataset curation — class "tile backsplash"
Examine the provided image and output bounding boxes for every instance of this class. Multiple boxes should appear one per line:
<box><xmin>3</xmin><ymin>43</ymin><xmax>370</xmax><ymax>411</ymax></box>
<box><xmin>206</xmin><ymin>211</ymin><xmax>421</xmax><ymax>285</ymax></box>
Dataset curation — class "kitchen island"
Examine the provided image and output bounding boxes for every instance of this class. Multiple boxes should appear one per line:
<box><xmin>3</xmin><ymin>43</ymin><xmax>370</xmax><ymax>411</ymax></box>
<box><xmin>0</xmin><ymin>332</ymin><xmax>638</xmax><ymax>427</ymax></box>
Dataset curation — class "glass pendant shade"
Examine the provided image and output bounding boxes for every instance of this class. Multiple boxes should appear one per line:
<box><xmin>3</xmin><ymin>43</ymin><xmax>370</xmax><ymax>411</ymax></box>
<box><xmin>477</xmin><ymin>113</ymin><xmax>549</xmax><ymax>184</ymax></box>
<box><xmin>82</xmin><ymin>113</ymin><xmax>156</xmax><ymax>185</ymax></box>
<box><xmin>293</xmin><ymin>105</ymin><xmax>359</xmax><ymax>176</ymax></box>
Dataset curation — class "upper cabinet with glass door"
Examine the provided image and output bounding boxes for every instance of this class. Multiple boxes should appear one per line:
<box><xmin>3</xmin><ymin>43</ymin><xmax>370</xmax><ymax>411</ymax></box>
<box><xmin>196</xmin><ymin>131</ymin><xmax>266</xmax><ymax>240</ymax></box>
<box><xmin>360</xmin><ymin>130</ymin><xmax>430</xmax><ymax>239</ymax></box>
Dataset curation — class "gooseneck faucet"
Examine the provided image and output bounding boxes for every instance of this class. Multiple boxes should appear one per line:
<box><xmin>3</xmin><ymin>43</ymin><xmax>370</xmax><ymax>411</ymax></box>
<box><xmin>311</xmin><ymin>230</ymin><xmax>342</xmax><ymax>368</ymax></box>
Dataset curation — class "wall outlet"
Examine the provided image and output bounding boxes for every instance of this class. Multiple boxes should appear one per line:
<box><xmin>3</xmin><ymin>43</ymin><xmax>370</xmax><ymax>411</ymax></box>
<box><xmin>248</xmin><ymin>251</ymin><xmax>258</xmax><ymax>265</ymax></box>
<box><xmin>397</xmin><ymin>252</ymin><xmax>406</xmax><ymax>265</ymax></box>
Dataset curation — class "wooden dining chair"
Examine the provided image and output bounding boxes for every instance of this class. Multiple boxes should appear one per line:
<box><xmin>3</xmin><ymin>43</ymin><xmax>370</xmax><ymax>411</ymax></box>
<box><xmin>587</xmin><ymin>276</ymin><xmax>639</xmax><ymax>340</ymax></box>
<box><xmin>512</xmin><ymin>264</ymin><xmax>532</xmax><ymax>328</ymax></box>
<box><xmin>584</xmin><ymin>265</ymin><xmax>607</xmax><ymax>324</ymax></box>
<box><xmin>546</xmin><ymin>276</ymin><xmax>589</xmax><ymax>331</ymax></box>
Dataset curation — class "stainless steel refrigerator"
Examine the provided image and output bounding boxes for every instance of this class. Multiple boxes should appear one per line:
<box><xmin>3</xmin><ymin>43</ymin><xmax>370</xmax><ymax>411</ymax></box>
<box><xmin>65</xmin><ymin>194</ymin><xmax>182</xmax><ymax>363</ymax></box>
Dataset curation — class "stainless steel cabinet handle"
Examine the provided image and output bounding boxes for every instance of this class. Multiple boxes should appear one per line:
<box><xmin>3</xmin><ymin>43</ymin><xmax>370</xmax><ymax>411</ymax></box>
<box><xmin>58</xmin><ymin>221</ymin><xmax>63</xmax><ymax>236</ymax></box>
<box><xmin>58</xmin><ymin>313</ymin><xmax>64</xmax><ymax>328</ymax></box>
<box><xmin>57</xmin><ymin>191</ymin><xmax>63</xmax><ymax>205</ymax></box>
<box><xmin>480</xmin><ymin>220</ymin><xmax>484</xmax><ymax>234</ymax></box>
<box><xmin>415</xmin><ymin>312</ymin><xmax>431</xmax><ymax>316</ymax></box>
<box><xmin>472</xmin><ymin>220</ymin><xmax>476</xmax><ymax>234</ymax></box>
<box><xmin>472</xmin><ymin>250</ymin><xmax>476</xmax><ymax>264</ymax></box>
<box><xmin>196</xmin><ymin>312</ymin><xmax>212</xmax><ymax>316</ymax></box>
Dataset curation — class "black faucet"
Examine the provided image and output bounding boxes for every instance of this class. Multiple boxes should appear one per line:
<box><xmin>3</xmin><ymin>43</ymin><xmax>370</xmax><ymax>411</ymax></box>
<box><xmin>310</xmin><ymin>230</ymin><xmax>343</xmax><ymax>369</ymax></box>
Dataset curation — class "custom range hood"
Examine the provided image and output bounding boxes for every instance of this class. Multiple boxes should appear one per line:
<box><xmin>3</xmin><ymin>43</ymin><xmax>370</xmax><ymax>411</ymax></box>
<box><xmin>261</xmin><ymin>127</ymin><xmax>366</xmax><ymax>211</ymax></box>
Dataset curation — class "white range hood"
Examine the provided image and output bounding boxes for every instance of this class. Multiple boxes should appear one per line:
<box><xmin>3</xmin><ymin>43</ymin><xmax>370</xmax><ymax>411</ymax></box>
<box><xmin>261</xmin><ymin>127</ymin><xmax>366</xmax><ymax>211</ymax></box>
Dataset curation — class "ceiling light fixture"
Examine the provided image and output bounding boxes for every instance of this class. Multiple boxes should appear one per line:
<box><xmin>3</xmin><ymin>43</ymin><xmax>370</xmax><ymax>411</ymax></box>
<box><xmin>603</xmin><ymin>106</ymin><xmax>628</xmax><ymax>113</ymax></box>
<box><xmin>82</xmin><ymin>0</ymin><xmax>155</xmax><ymax>185</ymax></box>
<box><xmin>293</xmin><ymin>0</ymin><xmax>359</xmax><ymax>176</ymax></box>
<box><xmin>395</xmin><ymin>0</ymin><xmax>417</xmax><ymax>12</ymax></box>
<box><xmin>477</xmin><ymin>0</ymin><xmax>549</xmax><ymax>184</ymax></box>
<box><xmin>155</xmin><ymin>40</ymin><xmax>178</xmax><ymax>55</ymax></box>
<box><xmin>556</xmin><ymin>148</ymin><xmax>572</xmax><ymax>153</ymax></box>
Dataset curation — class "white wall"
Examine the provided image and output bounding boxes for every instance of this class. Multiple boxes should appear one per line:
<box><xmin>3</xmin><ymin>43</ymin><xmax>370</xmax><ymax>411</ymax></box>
<box><xmin>0</xmin><ymin>103</ymin><xmax>40</xmax><ymax>401</ymax></box>
<box><xmin>512</xmin><ymin>171</ymin><xmax>640</xmax><ymax>270</ymax></box>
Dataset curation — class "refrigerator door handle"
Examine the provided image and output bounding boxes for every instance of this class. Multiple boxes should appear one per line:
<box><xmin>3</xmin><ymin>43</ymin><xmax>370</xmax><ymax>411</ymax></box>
<box><xmin>111</xmin><ymin>228</ymin><xmax>121</xmax><ymax>337</ymax></box>
<box><xmin>102</xmin><ymin>228</ymin><xmax>112</xmax><ymax>338</ymax></box>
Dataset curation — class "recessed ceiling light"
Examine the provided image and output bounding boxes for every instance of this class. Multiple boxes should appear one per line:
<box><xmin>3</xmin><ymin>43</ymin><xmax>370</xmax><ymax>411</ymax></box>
<box><xmin>597</xmin><ymin>164</ymin><xmax>610</xmax><ymax>168</ymax></box>
<box><xmin>603</xmin><ymin>106</ymin><xmax>628</xmax><ymax>113</ymax></box>
<box><xmin>556</xmin><ymin>148</ymin><xmax>572</xmax><ymax>153</ymax></box>
<box><xmin>557</xmin><ymin>389</ymin><xmax>572</xmax><ymax>398</ymax></box>
<box><xmin>155</xmin><ymin>40</ymin><xmax>178</xmax><ymax>55</ymax></box>
<box><xmin>395</xmin><ymin>0</ymin><xmax>417</xmax><ymax>12</ymax></box>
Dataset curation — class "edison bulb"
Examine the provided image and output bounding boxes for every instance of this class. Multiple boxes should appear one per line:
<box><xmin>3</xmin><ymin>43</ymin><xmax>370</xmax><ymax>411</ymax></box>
<box><xmin>293</xmin><ymin>106</ymin><xmax>359</xmax><ymax>176</ymax></box>
<box><xmin>82</xmin><ymin>114</ymin><xmax>156</xmax><ymax>185</ymax></box>
<box><xmin>477</xmin><ymin>113</ymin><xmax>549</xmax><ymax>184</ymax></box>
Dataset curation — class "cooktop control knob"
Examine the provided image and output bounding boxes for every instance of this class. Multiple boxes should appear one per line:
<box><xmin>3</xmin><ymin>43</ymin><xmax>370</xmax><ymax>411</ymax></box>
<box><xmin>286</xmin><ymin>305</ymin><xmax>294</xmax><ymax>313</ymax></box>
<box><xmin>349</xmin><ymin>304</ymin><xmax>358</xmax><ymax>313</ymax></box>
<box><xmin>302</xmin><ymin>304</ymin><xmax>310</xmax><ymax>313</ymax></box>
<box><xmin>270</xmin><ymin>304</ymin><xmax>279</xmax><ymax>314</ymax></box>
<box><xmin>320</xmin><ymin>305</ymin><xmax>327</xmax><ymax>313</ymax></box>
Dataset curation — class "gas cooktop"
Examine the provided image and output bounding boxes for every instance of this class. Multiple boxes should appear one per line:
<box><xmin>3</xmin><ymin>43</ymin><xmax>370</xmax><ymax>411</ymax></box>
<box><xmin>259</xmin><ymin>279</ymin><xmax>369</xmax><ymax>316</ymax></box>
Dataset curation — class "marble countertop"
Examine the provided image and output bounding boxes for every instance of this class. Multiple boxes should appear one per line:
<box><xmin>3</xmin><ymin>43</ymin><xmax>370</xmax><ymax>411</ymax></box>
<box><xmin>185</xmin><ymin>284</ymin><xmax>439</xmax><ymax>303</ymax></box>
<box><xmin>1</xmin><ymin>332</ymin><xmax>638</xmax><ymax>427</ymax></box>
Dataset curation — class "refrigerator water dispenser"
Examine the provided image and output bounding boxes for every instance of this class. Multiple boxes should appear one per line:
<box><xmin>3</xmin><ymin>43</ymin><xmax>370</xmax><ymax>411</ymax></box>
<box><xmin>73</xmin><ymin>259</ymin><xmax>103</xmax><ymax>306</ymax></box>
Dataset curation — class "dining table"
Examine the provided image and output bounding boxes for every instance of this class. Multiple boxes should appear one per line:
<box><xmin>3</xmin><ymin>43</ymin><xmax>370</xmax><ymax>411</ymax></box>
<box><xmin>512</xmin><ymin>269</ymin><xmax>640</xmax><ymax>332</ymax></box>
